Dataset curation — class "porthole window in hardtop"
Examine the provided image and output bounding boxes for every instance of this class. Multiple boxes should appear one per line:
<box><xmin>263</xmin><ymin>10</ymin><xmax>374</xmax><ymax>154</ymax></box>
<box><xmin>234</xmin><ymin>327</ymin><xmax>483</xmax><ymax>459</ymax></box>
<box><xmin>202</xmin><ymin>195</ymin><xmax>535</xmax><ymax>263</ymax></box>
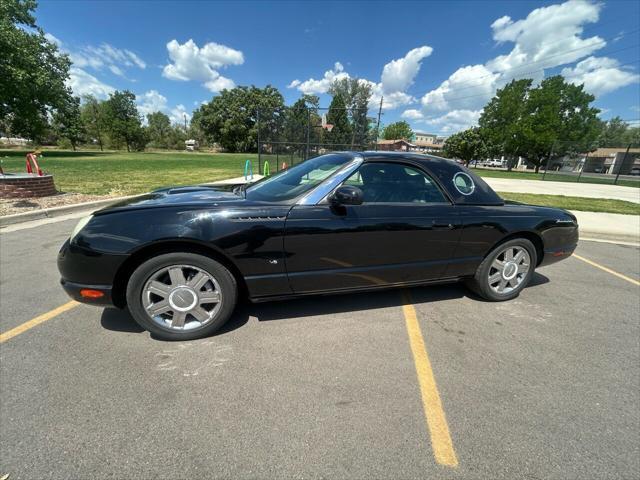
<box><xmin>453</xmin><ymin>172</ymin><xmax>475</xmax><ymax>195</ymax></box>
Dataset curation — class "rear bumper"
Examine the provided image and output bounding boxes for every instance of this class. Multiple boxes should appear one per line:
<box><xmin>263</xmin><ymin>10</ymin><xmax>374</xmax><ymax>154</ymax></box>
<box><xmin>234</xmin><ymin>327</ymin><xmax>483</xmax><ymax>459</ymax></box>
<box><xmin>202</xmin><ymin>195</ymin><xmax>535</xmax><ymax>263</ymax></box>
<box><xmin>60</xmin><ymin>279</ymin><xmax>115</xmax><ymax>306</ymax></box>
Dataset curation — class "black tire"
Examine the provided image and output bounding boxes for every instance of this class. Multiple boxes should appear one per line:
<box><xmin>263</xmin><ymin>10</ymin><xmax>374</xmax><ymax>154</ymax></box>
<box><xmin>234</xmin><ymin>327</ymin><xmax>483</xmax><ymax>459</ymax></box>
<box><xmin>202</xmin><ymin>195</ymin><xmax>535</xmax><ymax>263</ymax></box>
<box><xmin>126</xmin><ymin>252</ymin><xmax>237</xmax><ymax>341</ymax></box>
<box><xmin>466</xmin><ymin>238</ymin><xmax>537</xmax><ymax>302</ymax></box>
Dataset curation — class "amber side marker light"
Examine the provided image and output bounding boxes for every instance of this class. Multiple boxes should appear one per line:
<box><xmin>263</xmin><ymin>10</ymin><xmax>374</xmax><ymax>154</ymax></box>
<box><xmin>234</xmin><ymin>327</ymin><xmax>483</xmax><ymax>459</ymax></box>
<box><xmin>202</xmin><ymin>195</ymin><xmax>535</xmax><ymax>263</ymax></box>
<box><xmin>80</xmin><ymin>289</ymin><xmax>105</xmax><ymax>299</ymax></box>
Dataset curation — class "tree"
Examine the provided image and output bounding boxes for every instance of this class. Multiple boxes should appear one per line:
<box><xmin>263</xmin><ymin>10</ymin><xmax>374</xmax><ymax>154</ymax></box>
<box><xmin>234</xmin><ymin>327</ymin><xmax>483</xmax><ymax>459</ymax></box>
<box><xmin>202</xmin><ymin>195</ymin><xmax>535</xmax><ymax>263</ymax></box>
<box><xmin>382</xmin><ymin>121</ymin><xmax>413</xmax><ymax>140</ymax></box>
<box><xmin>146</xmin><ymin>111</ymin><xmax>172</xmax><ymax>148</ymax></box>
<box><xmin>0</xmin><ymin>0</ymin><xmax>73</xmax><ymax>141</ymax></box>
<box><xmin>80</xmin><ymin>95</ymin><xmax>107</xmax><ymax>151</ymax></box>
<box><xmin>443</xmin><ymin>127</ymin><xmax>488</xmax><ymax>166</ymax></box>
<box><xmin>192</xmin><ymin>85</ymin><xmax>284</xmax><ymax>152</ymax></box>
<box><xmin>51</xmin><ymin>95</ymin><xmax>84</xmax><ymax>150</ymax></box>
<box><xmin>519</xmin><ymin>76</ymin><xmax>600</xmax><ymax>172</ymax></box>
<box><xmin>479</xmin><ymin>76</ymin><xmax>600</xmax><ymax>172</ymax></box>
<box><xmin>102</xmin><ymin>90</ymin><xmax>145</xmax><ymax>151</ymax></box>
<box><xmin>282</xmin><ymin>95</ymin><xmax>321</xmax><ymax>155</ymax></box>
<box><xmin>597</xmin><ymin>117</ymin><xmax>639</xmax><ymax>147</ymax></box>
<box><xmin>328</xmin><ymin>78</ymin><xmax>373</xmax><ymax>146</ymax></box>
<box><xmin>324</xmin><ymin>94</ymin><xmax>352</xmax><ymax>148</ymax></box>
<box><xmin>478</xmin><ymin>79</ymin><xmax>531</xmax><ymax>169</ymax></box>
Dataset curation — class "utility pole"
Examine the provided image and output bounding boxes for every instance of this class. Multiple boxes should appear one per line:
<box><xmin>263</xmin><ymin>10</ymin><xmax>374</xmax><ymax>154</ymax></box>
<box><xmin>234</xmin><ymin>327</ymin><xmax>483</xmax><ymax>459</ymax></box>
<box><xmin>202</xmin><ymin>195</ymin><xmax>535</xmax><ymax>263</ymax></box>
<box><xmin>183</xmin><ymin>114</ymin><xmax>187</xmax><ymax>132</ymax></box>
<box><xmin>614</xmin><ymin>144</ymin><xmax>631</xmax><ymax>185</ymax></box>
<box><xmin>375</xmin><ymin>96</ymin><xmax>383</xmax><ymax>151</ymax></box>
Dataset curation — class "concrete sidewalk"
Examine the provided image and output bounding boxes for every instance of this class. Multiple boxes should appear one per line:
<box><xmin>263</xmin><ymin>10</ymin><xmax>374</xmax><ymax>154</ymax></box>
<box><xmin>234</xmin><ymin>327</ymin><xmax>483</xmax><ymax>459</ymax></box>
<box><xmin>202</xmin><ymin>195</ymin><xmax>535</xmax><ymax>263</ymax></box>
<box><xmin>571</xmin><ymin>211</ymin><xmax>639</xmax><ymax>243</ymax></box>
<box><xmin>484</xmin><ymin>177</ymin><xmax>640</xmax><ymax>204</ymax></box>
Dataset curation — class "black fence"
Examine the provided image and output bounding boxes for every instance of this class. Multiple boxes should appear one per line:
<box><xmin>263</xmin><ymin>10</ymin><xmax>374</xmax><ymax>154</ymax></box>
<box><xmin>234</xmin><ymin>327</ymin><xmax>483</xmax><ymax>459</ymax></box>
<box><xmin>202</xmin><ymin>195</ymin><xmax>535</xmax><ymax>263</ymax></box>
<box><xmin>255</xmin><ymin>105</ymin><xmax>383</xmax><ymax>175</ymax></box>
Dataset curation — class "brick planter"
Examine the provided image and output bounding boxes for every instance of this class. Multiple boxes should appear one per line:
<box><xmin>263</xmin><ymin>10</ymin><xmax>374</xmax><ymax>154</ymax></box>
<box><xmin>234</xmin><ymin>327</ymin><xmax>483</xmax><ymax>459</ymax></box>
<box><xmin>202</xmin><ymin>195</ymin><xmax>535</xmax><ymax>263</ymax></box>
<box><xmin>0</xmin><ymin>174</ymin><xmax>57</xmax><ymax>198</ymax></box>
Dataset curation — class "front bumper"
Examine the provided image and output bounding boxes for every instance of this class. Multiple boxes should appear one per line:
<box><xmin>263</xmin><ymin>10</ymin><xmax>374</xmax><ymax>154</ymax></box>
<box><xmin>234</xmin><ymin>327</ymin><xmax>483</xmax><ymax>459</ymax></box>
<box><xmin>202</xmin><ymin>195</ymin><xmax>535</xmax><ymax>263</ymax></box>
<box><xmin>57</xmin><ymin>239</ymin><xmax>127</xmax><ymax>307</ymax></box>
<box><xmin>60</xmin><ymin>279</ymin><xmax>115</xmax><ymax>306</ymax></box>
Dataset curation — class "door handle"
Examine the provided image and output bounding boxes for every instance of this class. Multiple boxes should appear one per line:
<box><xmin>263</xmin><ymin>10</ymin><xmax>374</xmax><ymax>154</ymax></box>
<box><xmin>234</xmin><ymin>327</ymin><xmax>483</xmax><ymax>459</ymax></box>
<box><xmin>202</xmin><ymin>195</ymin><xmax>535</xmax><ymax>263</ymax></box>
<box><xmin>432</xmin><ymin>221</ymin><xmax>454</xmax><ymax>230</ymax></box>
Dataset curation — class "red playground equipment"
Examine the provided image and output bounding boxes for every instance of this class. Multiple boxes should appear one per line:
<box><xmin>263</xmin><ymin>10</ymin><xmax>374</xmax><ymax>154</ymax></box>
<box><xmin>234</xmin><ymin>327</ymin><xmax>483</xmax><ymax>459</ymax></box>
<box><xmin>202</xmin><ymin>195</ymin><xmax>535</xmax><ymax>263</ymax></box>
<box><xmin>26</xmin><ymin>150</ymin><xmax>44</xmax><ymax>176</ymax></box>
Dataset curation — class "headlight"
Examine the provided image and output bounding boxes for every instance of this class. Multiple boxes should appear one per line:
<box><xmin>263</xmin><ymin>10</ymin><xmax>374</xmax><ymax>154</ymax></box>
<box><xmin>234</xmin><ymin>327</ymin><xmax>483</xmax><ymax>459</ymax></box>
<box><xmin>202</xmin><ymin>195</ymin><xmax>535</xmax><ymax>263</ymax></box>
<box><xmin>70</xmin><ymin>215</ymin><xmax>92</xmax><ymax>241</ymax></box>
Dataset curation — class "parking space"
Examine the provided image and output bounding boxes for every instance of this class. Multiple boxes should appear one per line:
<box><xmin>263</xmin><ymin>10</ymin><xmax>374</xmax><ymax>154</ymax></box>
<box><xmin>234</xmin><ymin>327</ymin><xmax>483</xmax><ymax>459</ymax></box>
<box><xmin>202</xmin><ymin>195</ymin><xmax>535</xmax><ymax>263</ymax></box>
<box><xmin>1</xmin><ymin>220</ymin><xmax>639</xmax><ymax>479</ymax></box>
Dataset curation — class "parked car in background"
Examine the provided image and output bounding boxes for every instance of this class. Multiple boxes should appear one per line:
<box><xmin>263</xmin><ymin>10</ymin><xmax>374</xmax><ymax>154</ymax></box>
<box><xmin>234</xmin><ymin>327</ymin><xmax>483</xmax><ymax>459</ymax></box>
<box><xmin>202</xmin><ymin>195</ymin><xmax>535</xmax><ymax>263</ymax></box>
<box><xmin>58</xmin><ymin>152</ymin><xmax>579</xmax><ymax>340</ymax></box>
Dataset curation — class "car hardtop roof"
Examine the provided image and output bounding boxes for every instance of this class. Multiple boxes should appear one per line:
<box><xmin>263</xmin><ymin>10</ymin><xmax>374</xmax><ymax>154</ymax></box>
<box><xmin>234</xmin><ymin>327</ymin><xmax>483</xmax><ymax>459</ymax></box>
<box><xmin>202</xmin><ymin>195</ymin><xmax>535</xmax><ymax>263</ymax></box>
<box><xmin>335</xmin><ymin>151</ymin><xmax>504</xmax><ymax>206</ymax></box>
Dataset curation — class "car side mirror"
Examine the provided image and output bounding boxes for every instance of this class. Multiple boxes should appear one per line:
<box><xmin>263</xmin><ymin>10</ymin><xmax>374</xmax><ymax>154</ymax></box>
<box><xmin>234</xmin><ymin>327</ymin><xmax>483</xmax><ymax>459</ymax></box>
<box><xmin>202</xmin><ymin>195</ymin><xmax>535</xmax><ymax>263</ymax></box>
<box><xmin>330</xmin><ymin>185</ymin><xmax>364</xmax><ymax>206</ymax></box>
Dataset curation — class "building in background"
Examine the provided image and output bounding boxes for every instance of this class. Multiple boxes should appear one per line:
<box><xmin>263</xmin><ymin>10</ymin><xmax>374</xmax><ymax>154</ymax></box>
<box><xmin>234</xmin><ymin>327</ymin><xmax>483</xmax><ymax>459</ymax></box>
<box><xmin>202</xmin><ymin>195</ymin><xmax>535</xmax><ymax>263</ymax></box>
<box><xmin>377</xmin><ymin>139</ymin><xmax>416</xmax><ymax>151</ymax></box>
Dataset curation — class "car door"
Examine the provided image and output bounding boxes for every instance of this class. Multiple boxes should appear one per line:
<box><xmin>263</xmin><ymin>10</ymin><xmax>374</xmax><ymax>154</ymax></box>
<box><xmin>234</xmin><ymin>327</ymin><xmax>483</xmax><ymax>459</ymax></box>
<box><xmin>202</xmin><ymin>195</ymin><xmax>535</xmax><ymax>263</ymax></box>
<box><xmin>283</xmin><ymin>161</ymin><xmax>461</xmax><ymax>294</ymax></box>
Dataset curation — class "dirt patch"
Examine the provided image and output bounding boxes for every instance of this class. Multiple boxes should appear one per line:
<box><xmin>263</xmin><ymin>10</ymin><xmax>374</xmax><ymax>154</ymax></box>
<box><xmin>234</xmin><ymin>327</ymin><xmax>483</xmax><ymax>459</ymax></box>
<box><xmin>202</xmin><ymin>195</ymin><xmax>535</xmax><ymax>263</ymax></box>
<box><xmin>0</xmin><ymin>192</ymin><xmax>117</xmax><ymax>217</ymax></box>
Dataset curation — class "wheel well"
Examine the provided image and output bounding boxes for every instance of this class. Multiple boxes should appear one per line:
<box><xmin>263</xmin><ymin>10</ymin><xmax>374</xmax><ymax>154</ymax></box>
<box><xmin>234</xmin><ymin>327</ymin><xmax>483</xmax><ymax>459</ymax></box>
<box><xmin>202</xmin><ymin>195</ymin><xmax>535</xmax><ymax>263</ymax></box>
<box><xmin>489</xmin><ymin>232</ymin><xmax>544</xmax><ymax>266</ymax></box>
<box><xmin>111</xmin><ymin>240</ymin><xmax>247</xmax><ymax>308</ymax></box>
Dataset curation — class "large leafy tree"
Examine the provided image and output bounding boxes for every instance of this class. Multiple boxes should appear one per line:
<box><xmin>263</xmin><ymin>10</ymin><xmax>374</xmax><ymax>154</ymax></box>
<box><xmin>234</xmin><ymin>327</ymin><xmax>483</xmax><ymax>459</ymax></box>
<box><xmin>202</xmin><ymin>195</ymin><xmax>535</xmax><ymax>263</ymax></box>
<box><xmin>192</xmin><ymin>85</ymin><xmax>284</xmax><ymax>152</ymax></box>
<box><xmin>478</xmin><ymin>79</ymin><xmax>531</xmax><ymax>168</ymax></box>
<box><xmin>51</xmin><ymin>95</ymin><xmax>84</xmax><ymax>150</ymax></box>
<box><xmin>102</xmin><ymin>90</ymin><xmax>145</xmax><ymax>151</ymax></box>
<box><xmin>0</xmin><ymin>0</ymin><xmax>73</xmax><ymax>141</ymax></box>
<box><xmin>519</xmin><ymin>76</ymin><xmax>600</xmax><ymax>171</ymax></box>
<box><xmin>443</xmin><ymin>127</ymin><xmax>488</xmax><ymax>166</ymax></box>
<box><xmin>146</xmin><ymin>111</ymin><xmax>172</xmax><ymax>148</ymax></box>
<box><xmin>328</xmin><ymin>78</ymin><xmax>372</xmax><ymax>147</ymax></box>
<box><xmin>479</xmin><ymin>76</ymin><xmax>600</xmax><ymax>172</ymax></box>
<box><xmin>597</xmin><ymin>117</ymin><xmax>639</xmax><ymax>147</ymax></box>
<box><xmin>324</xmin><ymin>94</ymin><xmax>352</xmax><ymax>148</ymax></box>
<box><xmin>282</xmin><ymin>94</ymin><xmax>321</xmax><ymax>153</ymax></box>
<box><xmin>80</xmin><ymin>95</ymin><xmax>107</xmax><ymax>151</ymax></box>
<box><xmin>382</xmin><ymin>121</ymin><xmax>413</xmax><ymax>140</ymax></box>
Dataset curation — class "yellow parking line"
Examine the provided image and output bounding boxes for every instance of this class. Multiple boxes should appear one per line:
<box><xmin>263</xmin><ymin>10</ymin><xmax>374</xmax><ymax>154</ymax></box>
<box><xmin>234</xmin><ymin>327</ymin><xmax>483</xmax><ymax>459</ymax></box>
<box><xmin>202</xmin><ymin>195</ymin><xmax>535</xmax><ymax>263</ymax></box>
<box><xmin>402</xmin><ymin>292</ymin><xmax>458</xmax><ymax>468</ymax></box>
<box><xmin>0</xmin><ymin>301</ymin><xmax>79</xmax><ymax>344</ymax></box>
<box><xmin>573</xmin><ymin>254</ymin><xmax>640</xmax><ymax>287</ymax></box>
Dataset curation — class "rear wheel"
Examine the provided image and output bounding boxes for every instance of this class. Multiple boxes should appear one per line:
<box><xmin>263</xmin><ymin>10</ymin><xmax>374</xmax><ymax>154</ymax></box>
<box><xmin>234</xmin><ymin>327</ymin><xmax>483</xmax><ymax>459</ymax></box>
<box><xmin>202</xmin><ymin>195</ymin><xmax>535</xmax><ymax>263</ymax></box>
<box><xmin>126</xmin><ymin>252</ymin><xmax>237</xmax><ymax>340</ymax></box>
<box><xmin>467</xmin><ymin>238</ymin><xmax>537</xmax><ymax>301</ymax></box>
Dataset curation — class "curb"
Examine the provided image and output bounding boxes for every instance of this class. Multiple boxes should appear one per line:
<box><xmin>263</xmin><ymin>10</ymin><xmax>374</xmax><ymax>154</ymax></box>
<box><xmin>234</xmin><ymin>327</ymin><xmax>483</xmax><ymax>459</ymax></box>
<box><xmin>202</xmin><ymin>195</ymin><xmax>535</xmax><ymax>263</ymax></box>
<box><xmin>0</xmin><ymin>195</ymin><xmax>137</xmax><ymax>227</ymax></box>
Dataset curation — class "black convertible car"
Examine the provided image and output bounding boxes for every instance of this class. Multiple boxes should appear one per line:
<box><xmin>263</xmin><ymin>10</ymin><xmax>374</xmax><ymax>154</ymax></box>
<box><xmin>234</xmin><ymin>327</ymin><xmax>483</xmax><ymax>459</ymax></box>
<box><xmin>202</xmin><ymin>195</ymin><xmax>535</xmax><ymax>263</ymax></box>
<box><xmin>58</xmin><ymin>152</ymin><xmax>578</xmax><ymax>340</ymax></box>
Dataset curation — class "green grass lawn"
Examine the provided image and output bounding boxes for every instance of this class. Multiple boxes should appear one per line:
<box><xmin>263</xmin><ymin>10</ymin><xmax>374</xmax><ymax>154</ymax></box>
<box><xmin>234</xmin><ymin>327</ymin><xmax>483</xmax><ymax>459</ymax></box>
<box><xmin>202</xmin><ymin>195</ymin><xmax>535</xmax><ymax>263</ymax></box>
<box><xmin>0</xmin><ymin>149</ymin><xmax>259</xmax><ymax>195</ymax></box>
<box><xmin>499</xmin><ymin>192</ymin><xmax>640</xmax><ymax>215</ymax></box>
<box><xmin>473</xmin><ymin>167</ymin><xmax>640</xmax><ymax>188</ymax></box>
<box><xmin>1</xmin><ymin>149</ymin><xmax>638</xmax><ymax>215</ymax></box>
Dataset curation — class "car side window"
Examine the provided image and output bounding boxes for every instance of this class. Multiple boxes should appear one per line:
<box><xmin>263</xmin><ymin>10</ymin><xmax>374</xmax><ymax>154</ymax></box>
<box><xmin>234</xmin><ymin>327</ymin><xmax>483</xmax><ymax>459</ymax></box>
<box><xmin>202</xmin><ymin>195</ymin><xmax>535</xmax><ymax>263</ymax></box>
<box><xmin>343</xmin><ymin>163</ymin><xmax>448</xmax><ymax>204</ymax></box>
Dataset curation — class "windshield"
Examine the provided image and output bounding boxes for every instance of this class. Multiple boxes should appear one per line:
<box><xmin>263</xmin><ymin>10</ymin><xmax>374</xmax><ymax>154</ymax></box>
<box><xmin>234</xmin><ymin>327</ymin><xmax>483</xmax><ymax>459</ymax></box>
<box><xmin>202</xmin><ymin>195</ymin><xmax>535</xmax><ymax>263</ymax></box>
<box><xmin>244</xmin><ymin>153</ymin><xmax>352</xmax><ymax>202</ymax></box>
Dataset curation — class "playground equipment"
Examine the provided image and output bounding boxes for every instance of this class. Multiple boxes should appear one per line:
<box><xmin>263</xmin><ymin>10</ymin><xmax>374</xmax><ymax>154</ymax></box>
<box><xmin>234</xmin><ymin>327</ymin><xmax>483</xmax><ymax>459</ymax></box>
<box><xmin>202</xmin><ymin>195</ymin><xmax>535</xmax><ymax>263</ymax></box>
<box><xmin>321</xmin><ymin>113</ymin><xmax>334</xmax><ymax>132</ymax></box>
<box><xmin>263</xmin><ymin>160</ymin><xmax>270</xmax><ymax>177</ymax></box>
<box><xmin>26</xmin><ymin>150</ymin><xmax>44</xmax><ymax>176</ymax></box>
<box><xmin>244</xmin><ymin>159</ymin><xmax>253</xmax><ymax>180</ymax></box>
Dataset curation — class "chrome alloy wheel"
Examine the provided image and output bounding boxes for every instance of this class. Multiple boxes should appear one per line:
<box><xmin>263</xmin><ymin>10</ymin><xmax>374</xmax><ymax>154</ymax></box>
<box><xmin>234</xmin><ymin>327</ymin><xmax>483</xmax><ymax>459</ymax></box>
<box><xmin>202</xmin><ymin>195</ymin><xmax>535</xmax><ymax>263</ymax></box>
<box><xmin>488</xmin><ymin>246</ymin><xmax>531</xmax><ymax>295</ymax></box>
<box><xmin>142</xmin><ymin>265</ymin><xmax>222</xmax><ymax>331</ymax></box>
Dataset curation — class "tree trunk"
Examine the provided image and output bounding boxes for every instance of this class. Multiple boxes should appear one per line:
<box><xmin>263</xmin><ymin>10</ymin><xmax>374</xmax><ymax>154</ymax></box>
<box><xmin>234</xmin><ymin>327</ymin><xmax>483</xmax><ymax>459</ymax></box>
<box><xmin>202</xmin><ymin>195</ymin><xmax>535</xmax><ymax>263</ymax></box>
<box><xmin>534</xmin><ymin>164</ymin><xmax>540</xmax><ymax>174</ymax></box>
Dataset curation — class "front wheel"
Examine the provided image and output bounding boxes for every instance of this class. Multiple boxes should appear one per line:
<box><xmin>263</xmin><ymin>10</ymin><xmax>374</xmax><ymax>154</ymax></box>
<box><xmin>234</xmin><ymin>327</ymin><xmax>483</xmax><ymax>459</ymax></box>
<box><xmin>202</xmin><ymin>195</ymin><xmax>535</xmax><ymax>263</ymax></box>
<box><xmin>466</xmin><ymin>238</ymin><xmax>537</xmax><ymax>301</ymax></box>
<box><xmin>126</xmin><ymin>252</ymin><xmax>237</xmax><ymax>340</ymax></box>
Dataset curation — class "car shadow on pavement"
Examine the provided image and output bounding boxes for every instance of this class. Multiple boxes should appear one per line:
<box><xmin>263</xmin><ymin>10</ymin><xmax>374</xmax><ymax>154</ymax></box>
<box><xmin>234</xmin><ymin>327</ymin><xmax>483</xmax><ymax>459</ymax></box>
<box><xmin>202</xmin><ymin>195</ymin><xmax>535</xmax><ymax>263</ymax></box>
<box><xmin>99</xmin><ymin>273</ymin><xmax>549</xmax><ymax>336</ymax></box>
<box><xmin>99</xmin><ymin>304</ymin><xmax>252</xmax><ymax>338</ymax></box>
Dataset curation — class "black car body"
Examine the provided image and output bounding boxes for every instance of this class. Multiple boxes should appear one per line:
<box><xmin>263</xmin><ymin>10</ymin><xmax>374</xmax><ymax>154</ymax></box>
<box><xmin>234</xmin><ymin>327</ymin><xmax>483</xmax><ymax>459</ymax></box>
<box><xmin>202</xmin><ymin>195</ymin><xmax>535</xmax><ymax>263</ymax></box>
<box><xmin>58</xmin><ymin>152</ymin><xmax>578</xmax><ymax>339</ymax></box>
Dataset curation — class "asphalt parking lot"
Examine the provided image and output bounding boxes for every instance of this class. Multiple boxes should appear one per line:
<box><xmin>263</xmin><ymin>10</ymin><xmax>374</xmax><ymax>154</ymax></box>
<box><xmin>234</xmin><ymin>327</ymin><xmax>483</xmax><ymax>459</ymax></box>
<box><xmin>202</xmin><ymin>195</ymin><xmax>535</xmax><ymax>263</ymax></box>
<box><xmin>1</xmin><ymin>217</ymin><xmax>639</xmax><ymax>479</ymax></box>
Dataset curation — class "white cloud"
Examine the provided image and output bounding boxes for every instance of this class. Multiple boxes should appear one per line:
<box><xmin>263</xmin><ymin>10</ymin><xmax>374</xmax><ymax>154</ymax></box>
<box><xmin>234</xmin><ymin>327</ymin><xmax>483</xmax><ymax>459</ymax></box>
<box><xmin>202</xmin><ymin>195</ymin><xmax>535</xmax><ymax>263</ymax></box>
<box><xmin>424</xmin><ymin>110</ymin><xmax>482</xmax><ymax>134</ymax></box>
<box><xmin>487</xmin><ymin>0</ymin><xmax>604</xmax><ymax>73</ymax></box>
<box><xmin>287</xmin><ymin>62</ymin><xmax>350</xmax><ymax>94</ymax></box>
<box><xmin>44</xmin><ymin>32</ymin><xmax>62</xmax><ymax>47</ymax></box>
<box><xmin>70</xmin><ymin>43</ymin><xmax>146</xmax><ymax>75</ymax></box>
<box><xmin>413</xmin><ymin>0</ymin><xmax>634</xmax><ymax>134</ymax></box>
<box><xmin>137</xmin><ymin>90</ymin><xmax>192</xmax><ymax>125</ymax></box>
<box><xmin>421</xmin><ymin>64</ymin><xmax>499</xmax><ymax>113</ymax></box>
<box><xmin>401</xmin><ymin>109</ymin><xmax>424</xmax><ymax>120</ymax></box>
<box><xmin>162</xmin><ymin>39</ymin><xmax>243</xmax><ymax>92</ymax></box>
<box><xmin>67</xmin><ymin>67</ymin><xmax>115</xmax><ymax>99</ymax></box>
<box><xmin>288</xmin><ymin>46</ymin><xmax>432</xmax><ymax>110</ymax></box>
<box><xmin>561</xmin><ymin>56</ymin><xmax>640</xmax><ymax>96</ymax></box>
<box><xmin>381</xmin><ymin>46</ymin><xmax>432</xmax><ymax>93</ymax></box>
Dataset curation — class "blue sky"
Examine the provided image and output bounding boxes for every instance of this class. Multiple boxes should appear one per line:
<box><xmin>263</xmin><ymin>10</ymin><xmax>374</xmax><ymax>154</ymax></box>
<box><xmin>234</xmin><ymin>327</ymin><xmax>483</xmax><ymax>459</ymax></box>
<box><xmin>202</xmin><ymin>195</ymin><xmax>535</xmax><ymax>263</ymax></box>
<box><xmin>38</xmin><ymin>0</ymin><xmax>640</xmax><ymax>135</ymax></box>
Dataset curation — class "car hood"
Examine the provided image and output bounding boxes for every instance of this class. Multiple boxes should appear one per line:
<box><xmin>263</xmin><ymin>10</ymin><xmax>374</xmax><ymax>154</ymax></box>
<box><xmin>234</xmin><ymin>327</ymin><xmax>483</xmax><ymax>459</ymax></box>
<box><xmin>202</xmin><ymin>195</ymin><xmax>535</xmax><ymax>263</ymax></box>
<box><xmin>95</xmin><ymin>185</ymin><xmax>254</xmax><ymax>214</ymax></box>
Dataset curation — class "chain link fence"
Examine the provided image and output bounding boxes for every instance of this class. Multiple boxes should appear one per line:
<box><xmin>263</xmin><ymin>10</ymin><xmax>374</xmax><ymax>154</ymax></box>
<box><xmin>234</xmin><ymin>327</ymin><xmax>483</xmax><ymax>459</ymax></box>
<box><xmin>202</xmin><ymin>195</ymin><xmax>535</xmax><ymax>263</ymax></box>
<box><xmin>255</xmin><ymin>105</ymin><xmax>382</xmax><ymax>175</ymax></box>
